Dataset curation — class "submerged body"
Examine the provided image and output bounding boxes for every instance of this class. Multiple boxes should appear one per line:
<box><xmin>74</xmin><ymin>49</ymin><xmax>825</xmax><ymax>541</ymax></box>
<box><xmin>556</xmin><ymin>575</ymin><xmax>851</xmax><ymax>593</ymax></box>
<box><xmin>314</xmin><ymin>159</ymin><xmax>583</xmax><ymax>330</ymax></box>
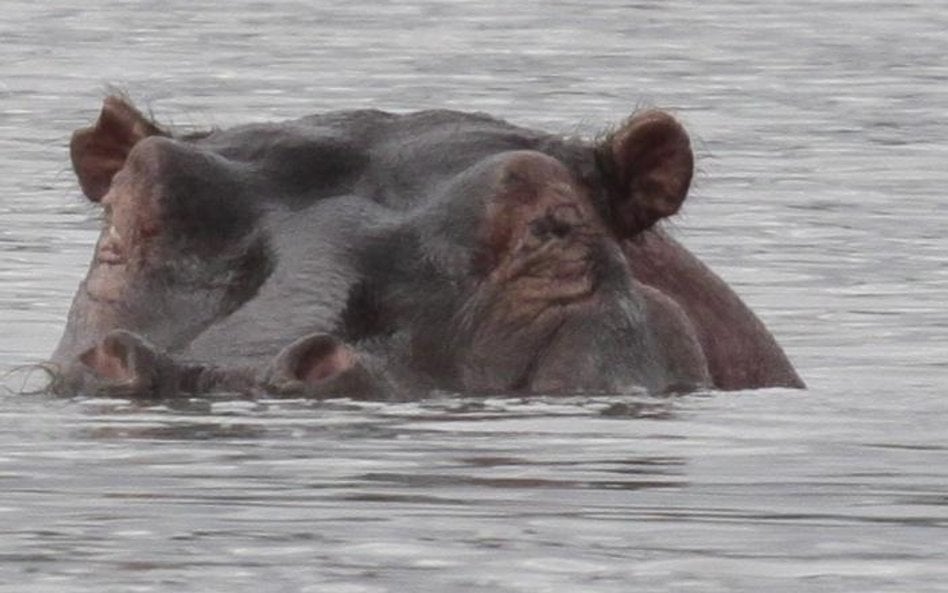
<box><xmin>50</xmin><ymin>97</ymin><xmax>803</xmax><ymax>399</ymax></box>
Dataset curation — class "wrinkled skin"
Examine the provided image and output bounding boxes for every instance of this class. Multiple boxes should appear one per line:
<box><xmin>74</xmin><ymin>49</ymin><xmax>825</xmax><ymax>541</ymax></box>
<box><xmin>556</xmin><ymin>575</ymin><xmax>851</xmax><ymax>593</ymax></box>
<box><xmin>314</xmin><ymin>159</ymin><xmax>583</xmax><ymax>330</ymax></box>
<box><xmin>48</xmin><ymin>96</ymin><xmax>804</xmax><ymax>400</ymax></box>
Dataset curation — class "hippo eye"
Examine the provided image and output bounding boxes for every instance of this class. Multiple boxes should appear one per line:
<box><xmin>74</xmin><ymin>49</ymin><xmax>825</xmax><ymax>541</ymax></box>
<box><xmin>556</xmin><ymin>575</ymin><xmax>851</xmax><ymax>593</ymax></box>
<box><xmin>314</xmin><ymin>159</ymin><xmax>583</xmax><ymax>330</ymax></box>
<box><xmin>529</xmin><ymin>215</ymin><xmax>571</xmax><ymax>240</ymax></box>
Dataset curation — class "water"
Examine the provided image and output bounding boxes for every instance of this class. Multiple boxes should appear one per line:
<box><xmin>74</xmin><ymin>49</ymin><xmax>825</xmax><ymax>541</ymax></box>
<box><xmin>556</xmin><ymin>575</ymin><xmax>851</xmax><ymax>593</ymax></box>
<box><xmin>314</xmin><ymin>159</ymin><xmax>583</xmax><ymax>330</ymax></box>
<box><xmin>1</xmin><ymin>1</ymin><xmax>946</xmax><ymax>591</ymax></box>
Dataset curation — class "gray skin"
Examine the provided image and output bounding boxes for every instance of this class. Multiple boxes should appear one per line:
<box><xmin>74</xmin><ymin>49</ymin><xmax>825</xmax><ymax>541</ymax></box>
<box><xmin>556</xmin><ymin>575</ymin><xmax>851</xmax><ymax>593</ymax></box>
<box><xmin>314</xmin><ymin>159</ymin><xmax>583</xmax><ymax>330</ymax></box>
<box><xmin>49</xmin><ymin>97</ymin><xmax>804</xmax><ymax>400</ymax></box>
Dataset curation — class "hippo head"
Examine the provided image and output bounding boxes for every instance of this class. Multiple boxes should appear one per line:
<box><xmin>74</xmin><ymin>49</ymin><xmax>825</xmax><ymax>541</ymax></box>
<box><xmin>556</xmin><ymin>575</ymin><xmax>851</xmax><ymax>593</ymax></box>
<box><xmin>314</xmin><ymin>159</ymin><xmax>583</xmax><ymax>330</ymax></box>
<box><xmin>356</xmin><ymin>113</ymin><xmax>709</xmax><ymax>395</ymax></box>
<box><xmin>52</xmin><ymin>98</ymin><xmax>273</xmax><ymax>395</ymax></box>
<box><xmin>47</xmin><ymin>97</ymin><xmax>800</xmax><ymax>400</ymax></box>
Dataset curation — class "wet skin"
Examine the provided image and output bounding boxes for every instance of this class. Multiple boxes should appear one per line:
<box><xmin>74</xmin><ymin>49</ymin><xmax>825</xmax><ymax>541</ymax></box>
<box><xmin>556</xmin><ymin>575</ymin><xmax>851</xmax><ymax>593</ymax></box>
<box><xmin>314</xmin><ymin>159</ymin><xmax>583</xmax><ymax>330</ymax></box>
<box><xmin>50</xmin><ymin>97</ymin><xmax>804</xmax><ymax>399</ymax></box>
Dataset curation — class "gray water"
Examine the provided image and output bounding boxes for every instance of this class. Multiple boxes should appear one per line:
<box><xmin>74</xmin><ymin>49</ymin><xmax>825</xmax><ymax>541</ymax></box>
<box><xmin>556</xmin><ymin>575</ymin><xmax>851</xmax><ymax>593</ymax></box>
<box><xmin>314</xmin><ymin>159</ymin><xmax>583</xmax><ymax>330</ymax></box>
<box><xmin>1</xmin><ymin>1</ymin><xmax>946</xmax><ymax>591</ymax></box>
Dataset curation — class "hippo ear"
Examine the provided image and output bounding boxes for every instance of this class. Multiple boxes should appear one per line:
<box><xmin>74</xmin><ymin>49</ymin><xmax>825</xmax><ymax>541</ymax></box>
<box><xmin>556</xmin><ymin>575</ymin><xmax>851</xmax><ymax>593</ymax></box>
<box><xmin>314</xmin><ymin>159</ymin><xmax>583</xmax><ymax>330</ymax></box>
<box><xmin>265</xmin><ymin>334</ymin><xmax>360</xmax><ymax>395</ymax></box>
<box><xmin>70</xmin><ymin>96</ymin><xmax>166</xmax><ymax>202</ymax></box>
<box><xmin>604</xmin><ymin>110</ymin><xmax>694</xmax><ymax>236</ymax></box>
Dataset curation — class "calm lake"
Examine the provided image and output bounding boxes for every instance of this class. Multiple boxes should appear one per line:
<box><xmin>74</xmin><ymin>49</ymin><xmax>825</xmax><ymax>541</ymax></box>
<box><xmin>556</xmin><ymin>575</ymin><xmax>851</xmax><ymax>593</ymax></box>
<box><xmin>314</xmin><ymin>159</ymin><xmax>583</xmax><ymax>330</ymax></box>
<box><xmin>1</xmin><ymin>1</ymin><xmax>946</xmax><ymax>591</ymax></box>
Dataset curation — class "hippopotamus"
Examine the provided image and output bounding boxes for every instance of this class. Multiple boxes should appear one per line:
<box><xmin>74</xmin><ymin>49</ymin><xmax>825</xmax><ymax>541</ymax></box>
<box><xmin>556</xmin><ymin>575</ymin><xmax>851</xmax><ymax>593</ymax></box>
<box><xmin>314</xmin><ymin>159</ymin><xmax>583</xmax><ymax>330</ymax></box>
<box><xmin>48</xmin><ymin>96</ymin><xmax>803</xmax><ymax>399</ymax></box>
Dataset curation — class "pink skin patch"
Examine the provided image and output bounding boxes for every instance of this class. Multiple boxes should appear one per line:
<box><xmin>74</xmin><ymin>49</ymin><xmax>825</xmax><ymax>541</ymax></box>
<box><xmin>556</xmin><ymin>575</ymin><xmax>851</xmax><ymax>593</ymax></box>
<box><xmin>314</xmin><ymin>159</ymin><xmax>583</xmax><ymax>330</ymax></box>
<box><xmin>79</xmin><ymin>337</ymin><xmax>133</xmax><ymax>383</ymax></box>
<box><xmin>479</xmin><ymin>152</ymin><xmax>605</xmax><ymax>307</ymax></box>
<box><xmin>297</xmin><ymin>342</ymin><xmax>357</xmax><ymax>385</ymax></box>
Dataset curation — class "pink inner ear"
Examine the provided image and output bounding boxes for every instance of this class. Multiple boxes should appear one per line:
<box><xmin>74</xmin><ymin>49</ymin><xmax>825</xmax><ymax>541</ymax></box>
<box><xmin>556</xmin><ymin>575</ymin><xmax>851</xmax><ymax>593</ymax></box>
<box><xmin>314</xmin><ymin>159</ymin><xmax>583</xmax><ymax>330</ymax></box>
<box><xmin>70</xmin><ymin>96</ymin><xmax>164</xmax><ymax>202</ymax></box>
<box><xmin>296</xmin><ymin>341</ymin><xmax>357</xmax><ymax>385</ymax></box>
<box><xmin>79</xmin><ymin>338</ymin><xmax>134</xmax><ymax>382</ymax></box>
<box><xmin>610</xmin><ymin>110</ymin><xmax>693</xmax><ymax>235</ymax></box>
